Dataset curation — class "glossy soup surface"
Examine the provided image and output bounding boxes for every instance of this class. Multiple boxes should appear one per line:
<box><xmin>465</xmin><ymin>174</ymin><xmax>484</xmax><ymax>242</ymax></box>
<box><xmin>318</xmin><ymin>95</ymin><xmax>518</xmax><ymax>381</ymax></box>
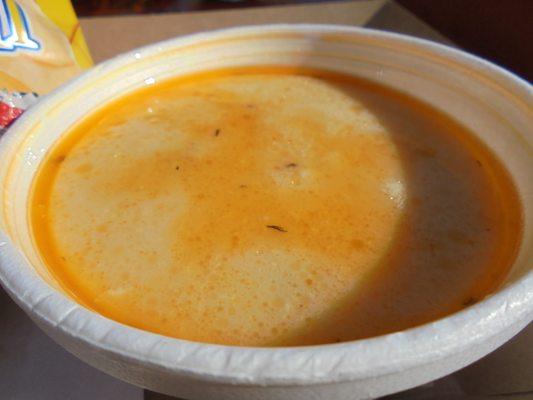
<box><xmin>31</xmin><ymin>68</ymin><xmax>522</xmax><ymax>346</ymax></box>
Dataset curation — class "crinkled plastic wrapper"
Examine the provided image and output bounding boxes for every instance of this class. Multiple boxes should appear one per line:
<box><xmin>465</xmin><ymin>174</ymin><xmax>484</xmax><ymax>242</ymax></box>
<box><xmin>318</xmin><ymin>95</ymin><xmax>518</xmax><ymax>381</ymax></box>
<box><xmin>0</xmin><ymin>0</ymin><xmax>91</xmax><ymax>132</ymax></box>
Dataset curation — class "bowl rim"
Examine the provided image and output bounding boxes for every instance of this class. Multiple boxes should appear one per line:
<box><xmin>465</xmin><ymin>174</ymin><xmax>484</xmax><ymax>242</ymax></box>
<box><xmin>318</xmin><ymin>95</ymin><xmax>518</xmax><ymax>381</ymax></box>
<box><xmin>0</xmin><ymin>24</ymin><xmax>532</xmax><ymax>386</ymax></box>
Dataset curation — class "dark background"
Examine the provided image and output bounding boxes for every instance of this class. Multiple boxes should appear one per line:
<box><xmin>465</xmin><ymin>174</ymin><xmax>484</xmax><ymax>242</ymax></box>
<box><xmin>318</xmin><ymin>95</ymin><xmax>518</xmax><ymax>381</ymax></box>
<box><xmin>72</xmin><ymin>0</ymin><xmax>533</xmax><ymax>82</ymax></box>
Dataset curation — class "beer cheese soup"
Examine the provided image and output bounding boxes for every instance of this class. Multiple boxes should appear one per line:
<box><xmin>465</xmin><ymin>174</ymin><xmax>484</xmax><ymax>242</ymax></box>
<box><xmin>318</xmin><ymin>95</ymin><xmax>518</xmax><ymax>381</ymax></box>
<box><xmin>31</xmin><ymin>68</ymin><xmax>522</xmax><ymax>346</ymax></box>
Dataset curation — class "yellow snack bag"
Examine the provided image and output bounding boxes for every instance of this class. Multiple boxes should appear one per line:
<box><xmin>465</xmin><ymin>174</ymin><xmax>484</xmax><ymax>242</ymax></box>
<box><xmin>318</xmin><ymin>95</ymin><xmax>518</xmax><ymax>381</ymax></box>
<box><xmin>0</xmin><ymin>0</ymin><xmax>91</xmax><ymax>129</ymax></box>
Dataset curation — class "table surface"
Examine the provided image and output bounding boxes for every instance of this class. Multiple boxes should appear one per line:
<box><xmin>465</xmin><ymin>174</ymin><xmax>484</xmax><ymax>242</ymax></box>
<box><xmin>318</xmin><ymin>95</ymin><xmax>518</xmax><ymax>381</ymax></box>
<box><xmin>2</xmin><ymin>1</ymin><xmax>532</xmax><ymax>399</ymax></box>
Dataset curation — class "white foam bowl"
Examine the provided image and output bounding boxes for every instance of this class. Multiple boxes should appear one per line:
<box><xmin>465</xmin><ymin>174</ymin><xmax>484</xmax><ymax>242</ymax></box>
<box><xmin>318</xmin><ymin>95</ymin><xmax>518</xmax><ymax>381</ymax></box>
<box><xmin>0</xmin><ymin>25</ymin><xmax>532</xmax><ymax>400</ymax></box>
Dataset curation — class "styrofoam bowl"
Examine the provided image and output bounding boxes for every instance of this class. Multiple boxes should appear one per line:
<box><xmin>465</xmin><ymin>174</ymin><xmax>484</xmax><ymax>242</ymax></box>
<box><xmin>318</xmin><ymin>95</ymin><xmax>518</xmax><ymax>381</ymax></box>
<box><xmin>0</xmin><ymin>25</ymin><xmax>531</xmax><ymax>400</ymax></box>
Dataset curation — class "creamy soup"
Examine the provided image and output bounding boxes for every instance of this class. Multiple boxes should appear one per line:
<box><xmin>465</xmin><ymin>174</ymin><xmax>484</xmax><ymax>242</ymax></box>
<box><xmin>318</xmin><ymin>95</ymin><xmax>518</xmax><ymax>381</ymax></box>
<box><xmin>31</xmin><ymin>68</ymin><xmax>522</xmax><ymax>346</ymax></box>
